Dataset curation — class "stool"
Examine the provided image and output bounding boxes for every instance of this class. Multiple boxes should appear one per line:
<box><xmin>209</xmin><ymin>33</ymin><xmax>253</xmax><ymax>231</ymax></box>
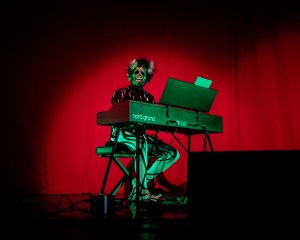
<box><xmin>96</xmin><ymin>141</ymin><xmax>135</xmax><ymax>196</ymax></box>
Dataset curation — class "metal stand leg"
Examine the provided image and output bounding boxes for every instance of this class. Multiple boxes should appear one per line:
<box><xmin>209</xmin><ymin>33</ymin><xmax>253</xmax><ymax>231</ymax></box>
<box><xmin>100</xmin><ymin>127</ymin><xmax>121</xmax><ymax>195</ymax></box>
<box><xmin>204</xmin><ymin>133</ymin><xmax>214</xmax><ymax>152</ymax></box>
<box><xmin>135</xmin><ymin>126</ymin><xmax>141</xmax><ymax>218</ymax></box>
<box><xmin>202</xmin><ymin>126</ymin><xmax>214</xmax><ymax>152</ymax></box>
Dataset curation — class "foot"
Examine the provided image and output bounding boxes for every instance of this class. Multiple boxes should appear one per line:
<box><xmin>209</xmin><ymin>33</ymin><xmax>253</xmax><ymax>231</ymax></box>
<box><xmin>127</xmin><ymin>188</ymin><xmax>163</xmax><ymax>202</ymax></box>
<box><xmin>140</xmin><ymin>190</ymin><xmax>163</xmax><ymax>202</ymax></box>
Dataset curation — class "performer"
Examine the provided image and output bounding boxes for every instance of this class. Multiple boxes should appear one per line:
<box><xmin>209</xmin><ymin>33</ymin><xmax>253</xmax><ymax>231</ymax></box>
<box><xmin>110</xmin><ymin>57</ymin><xmax>180</xmax><ymax>202</ymax></box>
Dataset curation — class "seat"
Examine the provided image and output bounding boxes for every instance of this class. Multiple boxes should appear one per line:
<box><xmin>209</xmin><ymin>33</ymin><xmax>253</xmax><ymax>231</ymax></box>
<box><xmin>96</xmin><ymin>140</ymin><xmax>160</xmax><ymax>197</ymax></box>
<box><xmin>96</xmin><ymin>141</ymin><xmax>135</xmax><ymax>196</ymax></box>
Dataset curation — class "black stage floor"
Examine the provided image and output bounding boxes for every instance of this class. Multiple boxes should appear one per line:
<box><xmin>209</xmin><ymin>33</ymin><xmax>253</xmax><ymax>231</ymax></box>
<box><xmin>2</xmin><ymin>150</ymin><xmax>300</xmax><ymax>238</ymax></box>
<box><xmin>0</xmin><ymin>193</ymin><xmax>191</xmax><ymax>239</ymax></box>
<box><xmin>1</xmin><ymin>192</ymin><xmax>298</xmax><ymax>239</ymax></box>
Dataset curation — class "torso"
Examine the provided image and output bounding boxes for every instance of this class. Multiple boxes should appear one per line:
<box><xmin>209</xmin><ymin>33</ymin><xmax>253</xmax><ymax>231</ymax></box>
<box><xmin>112</xmin><ymin>85</ymin><xmax>155</xmax><ymax>104</ymax></box>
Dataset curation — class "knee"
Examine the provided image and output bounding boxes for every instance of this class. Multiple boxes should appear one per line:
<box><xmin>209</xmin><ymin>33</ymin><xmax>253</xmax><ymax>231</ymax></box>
<box><xmin>174</xmin><ymin>149</ymin><xmax>180</xmax><ymax>162</ymax></box>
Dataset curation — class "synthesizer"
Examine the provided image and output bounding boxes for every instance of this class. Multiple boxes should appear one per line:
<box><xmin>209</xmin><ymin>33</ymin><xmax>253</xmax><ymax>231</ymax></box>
<box><xmin>96</xmin><ymin>100</ymin><xmax>223</xmax><ymax>134</ymax></box>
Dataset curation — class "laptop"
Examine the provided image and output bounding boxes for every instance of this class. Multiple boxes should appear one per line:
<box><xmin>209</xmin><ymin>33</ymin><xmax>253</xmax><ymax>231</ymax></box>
<box><xmin>158</xmin><ymin>77</ymin><xmax>217</xmax><ymax>112</ymax></box>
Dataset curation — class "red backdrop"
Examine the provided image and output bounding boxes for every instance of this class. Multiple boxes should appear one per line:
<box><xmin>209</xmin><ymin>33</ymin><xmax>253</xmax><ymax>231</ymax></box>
<box><xmin>1</xmin><ymin>2</ymin><xmax>299</xmax><ymax>195</ymax></box>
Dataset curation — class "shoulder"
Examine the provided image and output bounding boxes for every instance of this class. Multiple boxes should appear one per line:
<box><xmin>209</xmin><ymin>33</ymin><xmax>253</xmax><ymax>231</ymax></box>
<box><xmin>112</xmin><ymin>86</ymin><xmax>130</xmax><ymax>104</ymax></box>
<box><xmin>113</xmin><ymin>86</ymin><xmax>130</xmax><ymax>96</ymax></box>
<box><xmin>114</xmin><ymin>86</ymin><xmax>129</xmax><ymax>93</ymax></box>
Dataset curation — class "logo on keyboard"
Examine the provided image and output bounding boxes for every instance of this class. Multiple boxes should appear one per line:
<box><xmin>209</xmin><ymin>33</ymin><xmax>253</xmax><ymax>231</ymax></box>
<box><xmin>132</xmin><ymin>114</ymin><xmax>156</xmax><ymax>122</ymax></box>
<box><xmin>176</xmin><ymin>120</ymin><xmax>188</xmax><ymax>127</ymax></box>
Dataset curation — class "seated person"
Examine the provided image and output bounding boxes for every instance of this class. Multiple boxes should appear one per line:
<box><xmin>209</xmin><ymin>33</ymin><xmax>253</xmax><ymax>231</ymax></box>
<box><xmin>110</xmin><ymin>57</ymin><xmax>180</xmax><ymax>202</ymax></box>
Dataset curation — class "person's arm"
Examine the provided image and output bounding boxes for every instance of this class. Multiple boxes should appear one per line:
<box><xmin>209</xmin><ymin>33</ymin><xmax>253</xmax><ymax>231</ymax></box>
<box><xmin>111</xmin><ymin>88</ymin><xmax>127</xmax><ymax>104</ymax></box>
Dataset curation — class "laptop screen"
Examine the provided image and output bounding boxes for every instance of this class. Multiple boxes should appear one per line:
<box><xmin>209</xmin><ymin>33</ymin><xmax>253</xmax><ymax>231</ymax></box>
<box><xmin>158</xmin><ymin>77</ymin><xmax>217</xmax><ymax>112</ymax></box>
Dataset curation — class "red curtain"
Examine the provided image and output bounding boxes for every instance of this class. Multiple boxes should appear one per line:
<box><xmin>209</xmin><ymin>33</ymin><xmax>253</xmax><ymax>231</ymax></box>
<box><xmin>1</xmin><ymin>3</ymin><xmax>299</xmax><ymax>195</ymax></box>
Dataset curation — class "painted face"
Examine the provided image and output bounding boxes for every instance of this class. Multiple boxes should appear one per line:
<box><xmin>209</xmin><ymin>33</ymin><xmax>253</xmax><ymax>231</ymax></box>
<box><xmin>131</xmin><ymin>66</ymin><xmax>147</xmax><ymax>86</ymax></box>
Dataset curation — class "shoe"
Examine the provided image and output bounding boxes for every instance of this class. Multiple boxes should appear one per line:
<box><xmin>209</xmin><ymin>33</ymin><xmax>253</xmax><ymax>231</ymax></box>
<box><xmin>140</xmin><ymin>192</ymin><xmax>163</xmax><ymax>202</ymax></box>
<box><xmin>127</xmin><ymin>187</ymin><xmax>163</xmax><ymax>202</ymax></box>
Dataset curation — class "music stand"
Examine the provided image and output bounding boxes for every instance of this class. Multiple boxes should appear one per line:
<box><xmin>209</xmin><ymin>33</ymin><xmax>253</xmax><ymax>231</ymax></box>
<box><xmin>159</xmin><ymin>77</ymin><xmax>218</xmax><ymax>112</ymax></box>
<box><xmin>159</xmin><ymin>77</ymin><xmax>218</xmax><ymax>151</ymax></box>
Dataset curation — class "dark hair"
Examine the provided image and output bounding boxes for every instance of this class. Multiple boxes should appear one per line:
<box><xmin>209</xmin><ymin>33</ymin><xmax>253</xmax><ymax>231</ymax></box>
<box><xmin>127</xmin><ymin>57</ymin><xmax>155</xmax><ymax>82</ymax></box>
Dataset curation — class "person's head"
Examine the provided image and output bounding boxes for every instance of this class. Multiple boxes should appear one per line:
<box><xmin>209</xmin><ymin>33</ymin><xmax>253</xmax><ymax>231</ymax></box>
<box><xmin>127</xmin><ymin>57</ymin><xmax>155</xmax><ymax>87</ymax></box>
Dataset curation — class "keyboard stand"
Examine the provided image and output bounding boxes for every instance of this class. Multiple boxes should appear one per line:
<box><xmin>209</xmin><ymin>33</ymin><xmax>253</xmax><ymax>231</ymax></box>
<box><xmin>202</xmin><ymin>126</ymin><xmax>214</xmax><ymax>152</ymax></box>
